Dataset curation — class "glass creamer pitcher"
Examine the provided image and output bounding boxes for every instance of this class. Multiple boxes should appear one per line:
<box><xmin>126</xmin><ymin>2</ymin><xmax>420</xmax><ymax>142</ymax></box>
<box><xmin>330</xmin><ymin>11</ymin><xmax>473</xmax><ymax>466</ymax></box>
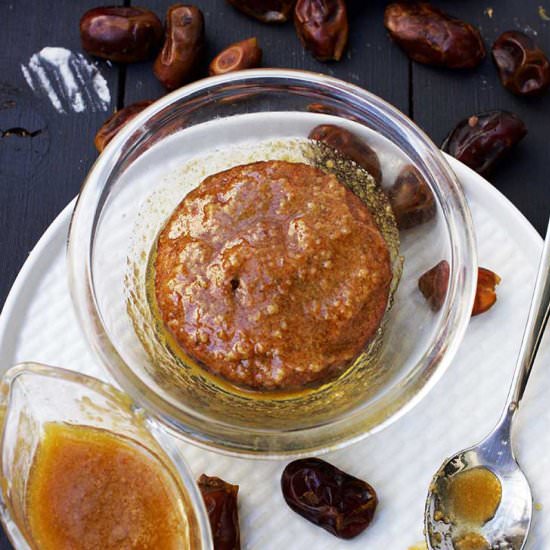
<box><xmin>0</xmin><ymin>362</ymin><xmax>213</xmax><ymax>549</ymax></box>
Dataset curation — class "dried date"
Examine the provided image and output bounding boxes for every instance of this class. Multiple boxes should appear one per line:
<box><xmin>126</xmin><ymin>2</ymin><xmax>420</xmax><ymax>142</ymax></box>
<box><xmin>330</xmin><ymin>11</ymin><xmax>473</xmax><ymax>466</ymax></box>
<box><xmin>281</xmin><ymin>457</ymin><xmax>378</xmax><ymax>539</ymax></box>
<box><xmin>472</xmin><ymin>268</ymin><xmax>501</xmax><ymax>316</ymax></box>
<box><xmin>80</xmin><ymin>7</ymin><xmax>163</xmax><ymax>63</ymax></box>
<box><xmin>94</xmin><ymin>100</ymin><xmax>153</xmax><ymax>153</ymax></box>
<box><xmin>226</xmin><ymin>0</ymin><xmax>295</xmax><ymax>23</ymax></box>
<box><xmin>492</xmin><ymin>31</ymin><xmax>550</xmax><ymax>96</ymax></box>
<box><xmin>309</xmin><ymin>124</ymin><xmax>382</xmax><ymax>184</ymax></box>
<box><xmin>419</xmin><ymin>264</ymin><xmax>501</xmax><ymax>316</ymax></box>
<box><xmin>209</xmin><ymin>38</ymin><xmax>262</xmax><ymax>76</ymax></box>
<box><xmin>418</xmin><ymin>260</ymin><xmax>450</xmax><ymax>312</ymax></box>
<box><xmin>384</xmin><ymin>3</ymin><xmax>485</xmax><ymax>69</ymax></box>
<box><xmin>442</xmin><ymin>111</ymin><xmax>527</xmax><ymax>176</ymax></box>
<box><xmin>153</xmin><ymin>5</ymin><xmax>205</xmax><ymax>90</ymax></box>
<box><xmin>306</xmin><ymin>103</ymin><xmax>363</xmax><ymax>123</ymax></box>
<box><xmin>294</xmin><ymin>0</ymin><xmax>348</xmax><ymax>61</ymax></box>
<box><xmin>387</xmin><ymin>165</ymin><xmax>436</xmax><ymax>230</ymax></box>
<box><xmin>198</xmin><ymin>474</ymin><xmax>240</xmax><ymax>550</ymax></box>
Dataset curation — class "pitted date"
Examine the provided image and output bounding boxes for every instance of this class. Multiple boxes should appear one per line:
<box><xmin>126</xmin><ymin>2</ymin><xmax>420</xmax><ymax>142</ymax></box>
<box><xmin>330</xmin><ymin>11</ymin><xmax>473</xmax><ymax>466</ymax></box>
<box><xmin>309</xmin><ymin>124</ymin><xmax>382</xmax><ymax>184</ymax></box>
<box><xmin>94</xmin><ymin>100</ymin><xmax>153</xmax><ymax>153</ymax></box>
<box><xmin>80</xmin><ymin>7</ymin><xmax>163</xmax><ymax>63</ymax></box>
<box><xmin>227</xmin><ymin>0</ymin><xmax>295</xmax><ymax>23</ymax></box>
<box><xmin>420</xmin><ymin>264</ymin><xmax>501</xmax><ymax>316</ymax></box>
<box><xmin>209</xmin><ymin>38</ymin><xmax>262</xmax><ymax>76</ymax></box>
<box><xmin>198</xmin><ymin>474</ymin><xmax>240</xmax><ymax>550</ymax></box>
<box><xmin>419</xmin><ymin>260</ymin><xmax>450</xmax><ymax>312</ymax></box>
<box><xmin>442</xmin><ymin>111</ymin><xmax>527</xmax><ymax>176</ymax></box>
<box><xmin>472</xmin><ymin>268</ymin><xmax>501</xmax><ymax>316</ymax></box>
<box><xmin>384</xmin><ymin>3</ymin><xmax>485</xmax><ymax>69</ymax></box>
<box><xmin>387</xmin><ymin>165</ymin><xmax>436</xmax><ymax>230</ymax></box>
<box><xmin>492</xmin><ymin>31</ymin><xmax>550</xmax><ymax>96</ymax></box>
<box><xmin>153</xmin><ymin>5</ymin><xmax>205</xmax><ymax>90</ymax></box>
<box><xmin>294</xmin><ymin>0</ymin><xmax>348</xmax><ymax>61</ymax></box>
<box><xmin>281</xmin><ymin>458</ymin><xmax>378</xmax><ymax>539</ymax></box>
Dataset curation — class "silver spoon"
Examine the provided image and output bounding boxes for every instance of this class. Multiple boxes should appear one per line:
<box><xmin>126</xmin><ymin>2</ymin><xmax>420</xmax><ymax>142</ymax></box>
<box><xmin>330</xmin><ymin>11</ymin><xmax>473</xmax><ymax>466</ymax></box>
<box><xmin>425</xmin><ymin>220</ymin><xmax>550</xmax><ymax>550</ymax></box>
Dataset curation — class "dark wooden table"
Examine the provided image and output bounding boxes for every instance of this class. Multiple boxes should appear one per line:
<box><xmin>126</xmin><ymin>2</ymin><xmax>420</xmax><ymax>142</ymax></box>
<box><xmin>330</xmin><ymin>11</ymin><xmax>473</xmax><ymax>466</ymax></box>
<box><xmin>1</xmin><ymin>0</ymin><xmax>549</xmax><ymax>547</ymax></box>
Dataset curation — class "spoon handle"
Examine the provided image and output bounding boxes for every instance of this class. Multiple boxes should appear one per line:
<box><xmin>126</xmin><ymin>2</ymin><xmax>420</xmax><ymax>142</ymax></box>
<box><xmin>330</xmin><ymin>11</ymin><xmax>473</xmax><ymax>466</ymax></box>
<box><xmin>506</xmin><ymin>219</ymin><xmax>550</xmax><ymax>411</ymax></box>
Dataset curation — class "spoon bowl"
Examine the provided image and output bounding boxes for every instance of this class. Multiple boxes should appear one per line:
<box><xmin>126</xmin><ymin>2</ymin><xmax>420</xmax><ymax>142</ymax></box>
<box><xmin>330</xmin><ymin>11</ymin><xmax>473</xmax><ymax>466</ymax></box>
<box><xmin>426</xmin><ymin>410</ymin><xmax>532</xmax><ymax>549</ymax></box>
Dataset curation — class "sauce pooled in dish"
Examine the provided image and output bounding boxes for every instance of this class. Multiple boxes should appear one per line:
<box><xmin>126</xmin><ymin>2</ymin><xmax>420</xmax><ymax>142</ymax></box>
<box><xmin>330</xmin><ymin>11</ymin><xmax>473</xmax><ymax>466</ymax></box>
<box><xmin>26</xmin><ymin>423</ymin><xmax>191</xmax><ymax>550</ymax></box>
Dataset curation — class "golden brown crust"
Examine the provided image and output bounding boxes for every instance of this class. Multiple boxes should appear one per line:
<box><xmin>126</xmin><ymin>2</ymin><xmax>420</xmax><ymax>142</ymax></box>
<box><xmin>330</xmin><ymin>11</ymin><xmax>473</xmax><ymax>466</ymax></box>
<box><xmin>154</xmin><ymin>161</ymin><xmax>391</xmax><ymax>390</ymax></box>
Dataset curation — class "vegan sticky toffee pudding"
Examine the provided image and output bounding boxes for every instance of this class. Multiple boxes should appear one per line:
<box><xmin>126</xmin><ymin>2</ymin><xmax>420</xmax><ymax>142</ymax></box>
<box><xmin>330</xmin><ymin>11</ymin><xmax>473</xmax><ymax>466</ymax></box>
<box><xmin>154</xmin><ymin>160</ymin><xmax>392</xmax><ymax>390</ymax></box>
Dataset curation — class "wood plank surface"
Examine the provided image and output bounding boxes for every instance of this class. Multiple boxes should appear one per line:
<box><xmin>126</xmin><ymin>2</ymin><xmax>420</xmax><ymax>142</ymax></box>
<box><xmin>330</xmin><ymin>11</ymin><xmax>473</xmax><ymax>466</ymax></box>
<box><xmin>0</xmin><ymin>0</ymin><xmax>120</xmax><ymax>309</ymax></box>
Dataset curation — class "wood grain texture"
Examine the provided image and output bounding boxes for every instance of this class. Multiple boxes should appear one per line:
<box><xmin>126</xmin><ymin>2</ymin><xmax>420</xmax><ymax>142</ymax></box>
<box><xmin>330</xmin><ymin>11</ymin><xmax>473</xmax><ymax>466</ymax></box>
<box><xmin>0</xmin><ymin>1</ymin><xmax>120</xmax><ymax>310</ymax></box>
<box><xmin>408</xmin><ymin>0</ymin><xmax>550</xmax><ymax>235</ymax></box>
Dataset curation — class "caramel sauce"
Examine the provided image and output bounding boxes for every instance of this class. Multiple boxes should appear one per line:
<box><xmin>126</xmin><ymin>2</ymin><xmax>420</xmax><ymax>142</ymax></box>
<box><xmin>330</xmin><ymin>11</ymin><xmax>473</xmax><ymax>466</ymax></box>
<box><xmin>446</xmin><ymin>467</ymin><xmax>502</xmax><ymax>525</ymax></box>
<box><xmin>454</xmin><ymin>531</ymin><xmax>491</xmax><ymax>550</ymax></box>
<box><xmin>26</xmin><ymin>423</ymin><xmax>191</xmax><ymax>550</ymax></box>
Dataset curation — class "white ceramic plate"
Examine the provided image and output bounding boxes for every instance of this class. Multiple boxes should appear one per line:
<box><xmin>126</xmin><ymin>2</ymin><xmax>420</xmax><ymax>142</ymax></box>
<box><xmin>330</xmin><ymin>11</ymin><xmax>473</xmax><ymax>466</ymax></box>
<box><xmin>0</xmin><ymin>156</ymin><xmax>548</xmax><ymax>550</ymax></box>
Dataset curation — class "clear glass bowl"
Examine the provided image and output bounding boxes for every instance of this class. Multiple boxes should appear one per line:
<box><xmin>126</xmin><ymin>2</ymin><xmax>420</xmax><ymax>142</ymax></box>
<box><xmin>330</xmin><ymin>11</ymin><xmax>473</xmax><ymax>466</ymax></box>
<box><xmin>68</xmin><ymin>69</ymin><xmax>477</xmax><ymax>457</ymax></box>
<box><xmin>0</xmin><ymin>363</ymin><xmax>213</xmax><ymax>549</ymax></box>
